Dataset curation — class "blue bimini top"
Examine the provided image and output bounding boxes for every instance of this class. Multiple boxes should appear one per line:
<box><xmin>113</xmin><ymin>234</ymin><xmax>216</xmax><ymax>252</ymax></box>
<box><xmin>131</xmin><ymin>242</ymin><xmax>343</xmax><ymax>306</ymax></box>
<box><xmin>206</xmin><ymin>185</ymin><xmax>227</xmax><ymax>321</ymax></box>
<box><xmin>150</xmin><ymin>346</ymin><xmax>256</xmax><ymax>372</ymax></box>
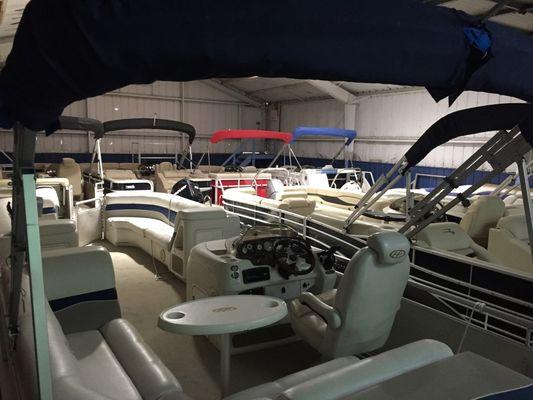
<box><xmin>292</xmin><ymin>127</ymin><xmax>357</xmax><ymax>145</ymax></box>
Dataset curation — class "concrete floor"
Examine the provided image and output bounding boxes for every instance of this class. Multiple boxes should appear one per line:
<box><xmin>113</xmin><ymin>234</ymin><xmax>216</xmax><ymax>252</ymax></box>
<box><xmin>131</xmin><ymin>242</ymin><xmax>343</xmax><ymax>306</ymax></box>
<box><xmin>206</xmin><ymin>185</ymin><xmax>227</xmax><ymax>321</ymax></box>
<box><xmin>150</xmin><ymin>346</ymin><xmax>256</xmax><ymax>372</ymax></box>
<box><xmin>102</xmin><ymin>241</ymin><xmax>321</xmax><ymax>400</ymax></box>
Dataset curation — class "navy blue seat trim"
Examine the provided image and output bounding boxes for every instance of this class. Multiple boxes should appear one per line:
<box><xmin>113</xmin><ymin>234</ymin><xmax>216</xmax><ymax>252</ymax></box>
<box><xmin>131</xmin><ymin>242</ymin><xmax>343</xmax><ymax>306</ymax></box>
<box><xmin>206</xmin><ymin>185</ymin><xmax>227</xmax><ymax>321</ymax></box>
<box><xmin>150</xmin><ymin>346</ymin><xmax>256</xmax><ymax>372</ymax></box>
<box><xmin>105</xmin><ymin>203</ymin><xmax>176</xmax><ymax>224</ymax></box>
<box><xmin>49</xmin><ymin>288</ymin><xmax>118</xmax><ymax>312</ymax></box>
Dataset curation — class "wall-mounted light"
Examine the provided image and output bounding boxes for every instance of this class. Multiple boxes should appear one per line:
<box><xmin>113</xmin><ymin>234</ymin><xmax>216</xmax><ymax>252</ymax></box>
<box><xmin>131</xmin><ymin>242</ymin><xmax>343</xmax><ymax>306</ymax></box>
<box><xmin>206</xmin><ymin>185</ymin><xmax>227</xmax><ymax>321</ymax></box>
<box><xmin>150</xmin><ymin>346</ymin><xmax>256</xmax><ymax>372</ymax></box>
<box><xmin>113</xmin><ymin>107</ymin><xmax>119</xmax><ymax>111</ymax></box>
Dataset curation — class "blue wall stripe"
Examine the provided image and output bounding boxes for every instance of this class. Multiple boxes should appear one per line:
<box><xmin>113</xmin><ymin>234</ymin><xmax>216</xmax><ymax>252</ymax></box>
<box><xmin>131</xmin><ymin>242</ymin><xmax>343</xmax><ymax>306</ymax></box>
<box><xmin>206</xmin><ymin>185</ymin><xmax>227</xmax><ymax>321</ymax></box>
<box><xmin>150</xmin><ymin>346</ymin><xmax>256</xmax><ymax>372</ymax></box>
<box><xmin>105</xmin><ymin>203</ymin><xmax>177</xmax><ymax>224</ymax></box>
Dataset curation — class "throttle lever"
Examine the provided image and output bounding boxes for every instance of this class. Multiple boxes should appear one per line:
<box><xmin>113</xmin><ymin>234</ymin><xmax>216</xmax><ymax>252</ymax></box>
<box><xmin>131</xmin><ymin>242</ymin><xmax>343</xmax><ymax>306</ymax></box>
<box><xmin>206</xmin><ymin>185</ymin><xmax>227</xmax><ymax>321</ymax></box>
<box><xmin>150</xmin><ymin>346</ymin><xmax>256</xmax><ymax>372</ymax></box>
<box><xmin>318</xmin><ymin>246</ymin><xmax>341</xmax><ymax>271</ymax></box>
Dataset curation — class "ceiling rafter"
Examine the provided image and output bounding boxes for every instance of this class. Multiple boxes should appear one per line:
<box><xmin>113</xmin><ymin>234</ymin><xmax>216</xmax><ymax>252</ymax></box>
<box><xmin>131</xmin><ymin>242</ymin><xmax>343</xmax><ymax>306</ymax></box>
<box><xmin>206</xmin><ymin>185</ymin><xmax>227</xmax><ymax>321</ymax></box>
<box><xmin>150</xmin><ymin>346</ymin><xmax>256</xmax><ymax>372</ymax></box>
<box><xmin>203</xmin><ymin>79</ymin><xmax>265</xmax><ymax>108</ymax></box>
<box><xmin>305</xmin><ymin>80</ymin><xmax>357</xmax><ymax>104</ymax></box>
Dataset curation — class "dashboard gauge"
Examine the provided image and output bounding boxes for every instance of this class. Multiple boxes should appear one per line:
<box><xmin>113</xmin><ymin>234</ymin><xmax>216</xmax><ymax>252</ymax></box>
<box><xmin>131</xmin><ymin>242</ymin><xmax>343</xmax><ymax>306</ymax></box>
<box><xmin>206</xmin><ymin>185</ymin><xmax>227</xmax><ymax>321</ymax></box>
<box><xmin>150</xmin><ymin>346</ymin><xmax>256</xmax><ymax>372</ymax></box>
<box><xmin>257</xmin><ymin>243</ymin><xmax>263</xmax><ymax>251</ymax></box>
<box><xmin>263</xmin><ymin>241</ymin><xmax>273</xmax><ymax>251</ymax></box>
<box><xmin>241</xmin><ymin>246</ymin><xmax>248</xmax><ymax>254</ymax></box>
<box><xmin>246</xmin><ymin>244</ymin><xmax>253</xmax><ymax>251</ymax></box>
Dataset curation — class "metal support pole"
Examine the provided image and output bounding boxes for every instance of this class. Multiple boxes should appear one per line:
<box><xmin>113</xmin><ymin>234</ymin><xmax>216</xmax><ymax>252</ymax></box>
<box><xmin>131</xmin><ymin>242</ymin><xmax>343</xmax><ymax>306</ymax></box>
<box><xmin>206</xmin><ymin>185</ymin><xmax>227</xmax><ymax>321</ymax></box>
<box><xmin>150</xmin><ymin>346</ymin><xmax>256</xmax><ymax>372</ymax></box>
<box><xmin>329</xmin><ymin>141</ymin><xmax>348</xmax><ymax>166</ymax></box>
<box><xmin>288</xmin><ymin>147</ymin><xmax>303</xmax><ymax>170</ymax></box>
<box><xmin>8</xmin><ymin>124</ymin><xmax>36</xmax><ymax>334</ymax></box>
<box><xmin>8</xmin><ymin>123</ymin><xmax>52</xmax><ymax>399</ymax></box>
<box><xmin>95</xmin><ymin>139</ymin><xmax>104</xmax><ymax>178</ymax></box>
<box><xmin>405</xmin><ymin>171</ymin><xmax>413</xmax><ymax>221</ymax></box>
<box><xmin>267</xmin><ymin>144</ymin><xmax>288</xmax><ymax>169</ymax></box>
<box><xmin>517</xmin><ymin>158</ymin><xmax>533</xmax><ymax>260</ymax></box>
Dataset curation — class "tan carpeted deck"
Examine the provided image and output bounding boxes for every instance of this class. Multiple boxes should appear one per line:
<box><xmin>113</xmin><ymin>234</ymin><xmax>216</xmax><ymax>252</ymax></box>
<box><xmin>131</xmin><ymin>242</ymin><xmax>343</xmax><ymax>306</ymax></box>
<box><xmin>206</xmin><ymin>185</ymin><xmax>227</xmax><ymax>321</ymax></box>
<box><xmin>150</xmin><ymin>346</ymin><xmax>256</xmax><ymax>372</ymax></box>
<box><xmin>101</xmin><ymin>241</ymin><xmax>321</xmax><ymax>400</ymax></box>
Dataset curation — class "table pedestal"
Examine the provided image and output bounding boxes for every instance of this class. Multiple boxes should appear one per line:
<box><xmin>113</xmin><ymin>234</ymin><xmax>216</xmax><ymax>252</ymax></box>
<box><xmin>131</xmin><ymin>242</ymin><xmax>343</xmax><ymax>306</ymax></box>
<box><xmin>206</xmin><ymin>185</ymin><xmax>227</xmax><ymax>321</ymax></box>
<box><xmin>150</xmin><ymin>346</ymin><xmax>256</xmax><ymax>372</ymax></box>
<box><xmin>219</xmin><ymin>333</ymin><xmax>231</xmax><ymax>397</ymax></box>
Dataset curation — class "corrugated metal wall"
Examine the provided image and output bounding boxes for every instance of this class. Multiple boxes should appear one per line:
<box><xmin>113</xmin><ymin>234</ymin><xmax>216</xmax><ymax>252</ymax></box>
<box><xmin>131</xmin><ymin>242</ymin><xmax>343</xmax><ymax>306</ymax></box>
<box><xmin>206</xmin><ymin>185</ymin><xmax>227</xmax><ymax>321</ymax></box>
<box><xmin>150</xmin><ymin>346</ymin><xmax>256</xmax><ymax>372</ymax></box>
<box><xmin>277</xmin><ymin>99</ymin><xmax>347</xmax><ymax>160</ymax></box>
<box><xmin>279</xmin><ymin>90</ymin><xmax>525</xmax><ymax>171</ymax></box>
<box><xmin>0</xmin><ymin>81</ymin><xmax>264</xmax><ymax>157</ymax></box>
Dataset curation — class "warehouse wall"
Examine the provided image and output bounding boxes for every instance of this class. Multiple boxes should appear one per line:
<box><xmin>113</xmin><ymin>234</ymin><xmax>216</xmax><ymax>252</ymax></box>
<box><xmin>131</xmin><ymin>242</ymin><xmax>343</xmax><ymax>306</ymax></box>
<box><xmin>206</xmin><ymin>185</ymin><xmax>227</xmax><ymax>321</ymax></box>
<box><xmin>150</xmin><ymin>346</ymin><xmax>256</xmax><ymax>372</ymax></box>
<box><xmin>0</xmin><ymin>81</ymin><xmax>264</xmax><ymax>160</ymax></box>
<box><xmin>278</xmin><ymin>90</ymin><xmax>524</xmax><ymax>171</ymax></box>
<box><xmin>276</xmin><ymin>99</ymin><xmax>347</xmax><ymax>161</ymax></box>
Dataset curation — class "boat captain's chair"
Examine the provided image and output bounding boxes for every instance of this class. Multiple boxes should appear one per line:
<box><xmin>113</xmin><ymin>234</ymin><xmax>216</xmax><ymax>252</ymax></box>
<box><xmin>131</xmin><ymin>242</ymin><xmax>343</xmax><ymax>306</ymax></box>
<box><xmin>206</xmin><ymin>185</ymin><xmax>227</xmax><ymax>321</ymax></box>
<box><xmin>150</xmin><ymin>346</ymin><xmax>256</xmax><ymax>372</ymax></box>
<box><xmin>156</xmin><ymin>161</ymin><xmax>175</xmax><ymax>173</ymax></box>
<box><xmin>290</xmin><ymin>231</ymin><xmax>411</xmax><ymax>358</ymax></box>
<box><xmin>56</xmin><ymin>158</ymin><xmax>83</xmax><ymax>200</ymax></box>
<box><xmin>459</xmin><ymin>195</ymin><xmax>506</xmax><ymax>247</ymax></box>
<box><xmin>488</xmin><ymin>214</ymin><xmax>533</xmax><ymax>273</ymax></box>
<box><xmin>415</xmin><ymin>222</ymin><xmax>500</xmax><ymax>264</ymax></box>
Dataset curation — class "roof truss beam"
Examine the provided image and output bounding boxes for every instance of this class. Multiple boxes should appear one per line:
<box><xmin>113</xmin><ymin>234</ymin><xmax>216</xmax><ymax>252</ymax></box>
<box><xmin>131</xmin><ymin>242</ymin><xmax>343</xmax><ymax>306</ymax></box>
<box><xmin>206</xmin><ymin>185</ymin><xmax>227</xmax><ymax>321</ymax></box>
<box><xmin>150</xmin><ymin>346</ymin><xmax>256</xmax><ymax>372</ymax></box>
<box><xmin>203</xmin><ymin>79</ymin><xmax>265</xmax><ymax>108</ymax></box>
<box><xmin>305</xmin><ymin>80</ymin><xmax>357</xmax><ymax>104</ymax></box>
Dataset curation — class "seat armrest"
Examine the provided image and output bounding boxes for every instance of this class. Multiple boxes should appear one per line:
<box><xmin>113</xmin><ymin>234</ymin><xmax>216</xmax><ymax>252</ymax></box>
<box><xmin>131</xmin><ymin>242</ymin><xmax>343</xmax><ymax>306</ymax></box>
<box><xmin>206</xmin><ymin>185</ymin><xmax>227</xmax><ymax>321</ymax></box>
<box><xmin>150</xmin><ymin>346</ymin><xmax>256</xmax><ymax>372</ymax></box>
<box><xmin>470</xmin><ymin>240</ymin><xmax>502</xmax><ymax>265</ymax></box>
<box><xmin>299</xmin><ymin>292</ymin><xmax>341</xmax><ymax>329</ymax></box>
<box><xmin>276</xmin><ymin>339</ymin><xmax>453</xmax><ymax>400</ymax></box>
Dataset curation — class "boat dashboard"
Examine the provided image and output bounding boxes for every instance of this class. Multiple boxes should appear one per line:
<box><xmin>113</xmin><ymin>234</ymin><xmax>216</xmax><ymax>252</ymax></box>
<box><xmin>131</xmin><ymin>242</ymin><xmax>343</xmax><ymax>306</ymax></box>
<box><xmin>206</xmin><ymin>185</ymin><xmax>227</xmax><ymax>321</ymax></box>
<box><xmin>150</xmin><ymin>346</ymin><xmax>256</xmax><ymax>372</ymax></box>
<box><xmin>186</xmin><ymin>224</ymin><xmax>339</xmax><ymax>301</ymax></box>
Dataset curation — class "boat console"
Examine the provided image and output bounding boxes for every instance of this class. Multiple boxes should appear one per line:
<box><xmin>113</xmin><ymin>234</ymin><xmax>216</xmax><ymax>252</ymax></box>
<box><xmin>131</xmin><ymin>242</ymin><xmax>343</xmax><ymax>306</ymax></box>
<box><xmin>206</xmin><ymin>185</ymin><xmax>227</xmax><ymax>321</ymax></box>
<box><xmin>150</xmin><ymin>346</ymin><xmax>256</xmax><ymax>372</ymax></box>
<box><xmin>186</xmin><ymin>225</ymin><xmax>338</xmax><ymax>301</ymax></box>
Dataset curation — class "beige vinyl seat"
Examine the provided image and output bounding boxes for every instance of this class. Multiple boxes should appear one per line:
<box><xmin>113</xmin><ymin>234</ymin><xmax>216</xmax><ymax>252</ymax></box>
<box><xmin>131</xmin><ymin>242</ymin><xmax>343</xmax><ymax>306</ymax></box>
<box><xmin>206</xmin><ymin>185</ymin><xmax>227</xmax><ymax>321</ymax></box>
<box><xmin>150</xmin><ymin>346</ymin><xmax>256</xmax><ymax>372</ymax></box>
<box><xmin>155</xmin><ymin>169</ymin><xmax>191</xmax><ymax>193</ymax></box>
<box><xmin>460</xmin><ymin>195</ymin><xmax>506</xmax><ymax>247</ymax></box>
<box><xmin>415</xmin><ymin>222</ymin><xmax>501</xmax><ymax>264</ymax></box>
<box><xmin>156</xmin><ymin>161</ymin><xmax>175</xmax><ymax>173</ymax></box>
<box><xmin>56</xmin><ymin>158</ymin><xmax>83</xmax><ymax>200</ymax></box>
<box><xmin>43</xmin><ymin>246</ymin><xmax>190</xmax><ymax>400</ymax></box>
<box><xmin>290</xmin><ymin>231</ymin><xmax>411</xmax><ymax>358</ymax></box>
<box><xmin>260</xmin><ymin>197</ymin><xmax>316</xmax><ymax>217</ymax></box>
<box><xmin>104</xmin><ymin>169</ymin><xmax>138</xmax><ymax>180</ymax></box>
<box><xmin>488</xmin><ymin>214</ymin><xmax>533</xmax><ymax>273</ymax></box>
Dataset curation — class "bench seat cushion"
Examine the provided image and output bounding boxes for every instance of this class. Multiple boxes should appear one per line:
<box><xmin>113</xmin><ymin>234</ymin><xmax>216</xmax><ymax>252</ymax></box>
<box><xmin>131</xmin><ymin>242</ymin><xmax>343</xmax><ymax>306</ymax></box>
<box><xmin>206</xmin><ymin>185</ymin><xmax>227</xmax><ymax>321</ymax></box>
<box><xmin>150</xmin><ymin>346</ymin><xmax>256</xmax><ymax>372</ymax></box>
<box><xmin>100</xmin><ymin>319</ymin><xmax>187</xmax><ymax>400</ymax></box>
<box><xmin>67</xmin><ymin>330</ymin><xmax>142</xmax><ymax>400</ymax></box>
<box><xmin>107</xmin><ymin>217</ymin><xmax>157</xmax><ymax>233</ymax></box>
<box><xmin>145</xmin><ymin>225</ymin><xmax>174</xmax><ymax>246</ymax></box>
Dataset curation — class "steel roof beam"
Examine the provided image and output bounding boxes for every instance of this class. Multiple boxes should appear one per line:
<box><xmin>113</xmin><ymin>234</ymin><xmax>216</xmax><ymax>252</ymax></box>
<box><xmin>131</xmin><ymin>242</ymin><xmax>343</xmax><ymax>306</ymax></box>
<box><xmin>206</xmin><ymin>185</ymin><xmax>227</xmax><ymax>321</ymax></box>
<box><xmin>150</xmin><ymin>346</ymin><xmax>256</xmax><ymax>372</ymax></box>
<box><xmin>203</xmin><ymin>79</ymin><xmax>265</xmax><ymax>108</ymax></box>
<box><xmin>305</xmin><ymin>80</ymin><xmax>357</xmax><ymax>104</ymax></box>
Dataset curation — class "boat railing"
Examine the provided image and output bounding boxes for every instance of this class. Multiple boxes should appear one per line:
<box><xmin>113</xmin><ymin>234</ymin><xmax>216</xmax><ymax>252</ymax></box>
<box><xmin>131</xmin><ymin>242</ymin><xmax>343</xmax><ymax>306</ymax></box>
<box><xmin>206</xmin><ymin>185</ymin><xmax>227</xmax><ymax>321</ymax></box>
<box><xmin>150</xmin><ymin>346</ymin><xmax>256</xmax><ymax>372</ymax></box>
<box><xmin>223</xmin><ymin>195</ymin><xmax>533</xmax><ymax>348</ymax></box>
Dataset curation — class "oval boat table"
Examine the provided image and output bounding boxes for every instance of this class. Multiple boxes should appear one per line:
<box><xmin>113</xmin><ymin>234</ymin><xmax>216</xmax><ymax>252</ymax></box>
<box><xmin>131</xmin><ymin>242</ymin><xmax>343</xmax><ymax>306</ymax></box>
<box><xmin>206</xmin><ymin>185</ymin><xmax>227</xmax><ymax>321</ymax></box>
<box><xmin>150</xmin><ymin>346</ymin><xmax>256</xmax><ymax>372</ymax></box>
<box><xmin>158</xmin><ymin>295</ymin><xmax>288</xmax><ymax>397</ymax></box>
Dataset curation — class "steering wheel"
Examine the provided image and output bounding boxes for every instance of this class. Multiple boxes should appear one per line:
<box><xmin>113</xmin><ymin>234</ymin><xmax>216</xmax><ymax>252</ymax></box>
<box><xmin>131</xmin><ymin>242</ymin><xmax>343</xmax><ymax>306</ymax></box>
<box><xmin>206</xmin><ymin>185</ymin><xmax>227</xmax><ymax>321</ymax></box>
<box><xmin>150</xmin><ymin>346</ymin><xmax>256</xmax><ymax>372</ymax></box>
<box><xmin>273</xmin><ymin>238</ymin><xmax>315</xmax><ymax>279</ymax></box>
<box><xmin>138</xmin><ymin>162</ymin><xmax>156</xmax><ymax>177</ymax></box>
<box><xmin>224</xmin><ymin>164</ymin><xmax>243</xmax><ymax>173</ymax></box>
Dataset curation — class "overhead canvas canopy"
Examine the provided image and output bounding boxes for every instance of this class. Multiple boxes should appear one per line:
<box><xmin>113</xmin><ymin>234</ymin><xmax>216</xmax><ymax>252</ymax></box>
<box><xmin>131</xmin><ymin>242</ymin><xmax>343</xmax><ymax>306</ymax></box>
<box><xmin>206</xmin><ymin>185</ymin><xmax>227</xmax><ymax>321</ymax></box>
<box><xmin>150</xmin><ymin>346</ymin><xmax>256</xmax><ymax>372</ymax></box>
<box><xmin>292</xmin><ymin>127</ymin><xmax>357</xmax><ymax>144</ymax></box>
<box><xmin>210</xmin><ymin>130</ymin><xmax>292</xmax><ymax>144</ymax></box>
<box><xmin>2</xmin><ymin>0</ymin><xmax>533</xmax><ymax>131</ymax></box>
<box><xmin>103</xmin><ymin>118</ymin><xmax>196</xmax><ymax>144</ymax></box>
<box><xmin>404</xmin><ymin>104</ymin><xmax>533</xmax><ymax>169</ymax></box>
<box><xmin>47</xmin><ymin>116</ymin><xmax>104</xmax><ymax>138</ymax></box>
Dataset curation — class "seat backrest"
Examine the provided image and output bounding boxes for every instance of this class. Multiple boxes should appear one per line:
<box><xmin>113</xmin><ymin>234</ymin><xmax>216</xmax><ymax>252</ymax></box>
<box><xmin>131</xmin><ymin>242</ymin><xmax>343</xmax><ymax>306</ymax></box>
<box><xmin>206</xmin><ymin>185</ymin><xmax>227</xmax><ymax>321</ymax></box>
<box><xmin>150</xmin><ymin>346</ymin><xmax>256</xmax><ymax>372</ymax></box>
<box><xmin>415</xmin><ymin>222</ymin><xmax>499</xmax><ymax>263</ymax></box>
<box><xmin>56</xmin><ymin>158</ymin><xmax>82</xmax><ymax>197</ymax></box>
<box><xmin>261</xmin><ymin>197</ymin><xmax>316</xmax><ymax>216</ymax></box>
<box><xmin>156</xmin><ymin>161</ymin><xmax>175</xmax><ymax>173</ymax></box>
<box><xmin>105</xmin><ymin>192</ymin><xmax>205</xmax><ymax>225</ymax></box>
<box><xmin>300</xmin><ymin>170</ymin><xmax>329</xmax><ymax>188</ymax></box>
<box><xmin>416</xmin><ymin>222</ymin><xmax>474</xmax><ymax>255</ymax></box>
<box><xmin>460</xmin><ymin>195</ymin><xmax>506</xmax><ymax>246</ymax></box>
<box><xmin>104</xmin><ymin>169</ymin><xmax>137</xmax><ymax>180</ymax></box>
<box><xmin>118</xmin><ymin>162</ymin><xmax>139</xmax><ymax>171</ymax></box>
<box><xmin>497</xmin><ymin>214</ymin><xmax>529</xmax><ymax>241</ymax></box>
<box><xmin>328</xmin><ymin>231</ymin><xmax>410</xmax><ymax>356</ymax></box>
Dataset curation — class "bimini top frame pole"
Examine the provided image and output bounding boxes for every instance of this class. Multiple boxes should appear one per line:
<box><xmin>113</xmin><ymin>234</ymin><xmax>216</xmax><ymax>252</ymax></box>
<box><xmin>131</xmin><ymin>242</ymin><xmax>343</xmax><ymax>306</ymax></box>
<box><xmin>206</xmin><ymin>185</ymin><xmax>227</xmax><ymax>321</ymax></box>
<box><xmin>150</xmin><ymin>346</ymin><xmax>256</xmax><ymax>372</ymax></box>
<box><xmin>208</xmin><ymin>129</ymin><xmax>292</xmax><ymax>168</ymax></box>
<box><xmin>343</xmin><ymin>104</ymin><xmax>533</xmax><ymax>231</ymax></box>
<box><xmin>47</xmin><ymin>116</ymin><xmax>106</xmax><ymax>178</ymax></box>
<box><xmin>290</xmin><ymin>127</ymin><xmax>357</xmax><ymax>168</ymax></box>
<box><xmin>399</xmin><ymin>123</ymin><xmax>533</xmax><ymax>251</ymax></box>
<box><xmin>103</xmin><ymin>117</ymin><xmax>196</xmax><ymax>170</ymax></box>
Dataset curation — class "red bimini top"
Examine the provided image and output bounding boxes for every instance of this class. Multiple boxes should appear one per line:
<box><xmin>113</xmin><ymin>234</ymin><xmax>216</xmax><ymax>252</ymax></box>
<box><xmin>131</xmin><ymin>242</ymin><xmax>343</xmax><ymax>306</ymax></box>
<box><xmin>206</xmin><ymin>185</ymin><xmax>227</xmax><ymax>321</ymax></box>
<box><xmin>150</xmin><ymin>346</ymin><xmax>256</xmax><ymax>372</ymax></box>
<box><xmin>210</xmin><ymin>129</ymin><xmax>292</xmax><ymax>144</ymax></box>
